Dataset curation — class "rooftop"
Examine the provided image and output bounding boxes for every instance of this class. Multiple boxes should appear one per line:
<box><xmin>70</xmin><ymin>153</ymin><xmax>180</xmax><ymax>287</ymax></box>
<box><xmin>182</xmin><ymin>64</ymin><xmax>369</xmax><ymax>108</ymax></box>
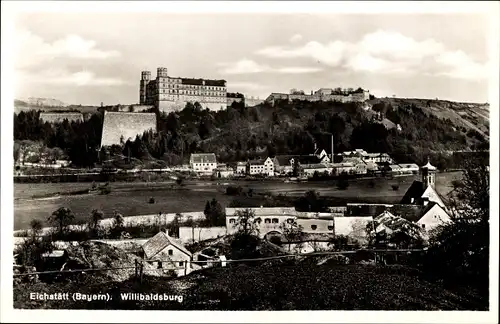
<box><xmin>190</xmin><ymin>153</ymin><xmax>217</xmax><ymax>164</ymax></box>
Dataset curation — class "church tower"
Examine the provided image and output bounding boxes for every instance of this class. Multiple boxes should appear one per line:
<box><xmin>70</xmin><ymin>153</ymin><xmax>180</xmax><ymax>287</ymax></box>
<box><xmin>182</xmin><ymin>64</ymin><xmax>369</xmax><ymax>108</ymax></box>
<box><xmin>421</xmin><ymin>157</ymin><xmax>437</xmax><ymax>189</ymax></box>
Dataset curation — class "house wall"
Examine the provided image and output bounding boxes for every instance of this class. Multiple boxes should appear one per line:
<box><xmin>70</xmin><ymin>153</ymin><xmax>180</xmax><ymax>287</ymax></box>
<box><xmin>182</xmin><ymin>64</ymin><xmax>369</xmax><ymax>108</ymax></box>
<box><xmin>421</xmin><ymin>186</ymin><xmax>445</xmax><ymax>208</ymax></box>
<box><xmin>153</xmin><ymin>244</ymin><xmax>192</xmax><ymax>275</ymax></box>
<box><xmin>178</xmin><ymin>226</ymin><xmax>227</xmax><ymax>244</ymax></box>
<box><xmin>226</xmin><ymin>214</ymin><xmax>295</xmax><ymax>237</ymax></box>
<box><xmin>297</xmin><ymin>219</ymin><xmax>333</xmax><ymax>233</ymax></box>
<box><xmin>191</xmin><ymin>162</ymin><xmax>217</xmax><ymax>173</ymax></box>
<box><xmin>417</xmin><ymin>205</ymin><xmax>451</xmax><ymax>232</ymax></box>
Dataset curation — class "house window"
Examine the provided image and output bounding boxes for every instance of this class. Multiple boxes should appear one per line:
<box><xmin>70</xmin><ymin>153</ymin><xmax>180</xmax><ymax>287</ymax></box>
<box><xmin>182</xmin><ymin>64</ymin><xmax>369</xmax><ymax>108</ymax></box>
<box><xmin>168</xmin><ymin>249</ymin><xmax>173</xmax><ymax>256</ymax></box>
<box><xmin>421</xmin><ymin>224</ymin><xmax>426</xmax><ymax>229</ymax></box>
<box><xmin>286</xmin><ymin>218</ymin><xmax>294</xmax><ymax>224</ymax></box>
<box><xmin>264</xmin><ymin>218</ymin><xmax>271</xmax><ymax>224</ymax></box>
<box><xmin>229</xmin><ymin>219</ymin><xmax>235</xmax><ymax>224</ymax></box>
<box><xmin>311</xmin><ymin>225</ymin><xmax>317</xmax><ymax>230</ymax></box>
<box><xmin>179</xmin><ymin>261</ymin><xmax>184</xmax><ymax>267</ymax></box>
<box><xmin>157</xmin><ymin>261</ymin><xmax>163</xmax><ymax>269</ymax></box>
<box><xmin>328</xmin><ymin>226</ymin><xmax>334</xmax><ymax>231</ymax></box>
<box><xmin>272</xmin><ymin>218</ymin><xmax>279</xmax><ymax>224</ymax></box>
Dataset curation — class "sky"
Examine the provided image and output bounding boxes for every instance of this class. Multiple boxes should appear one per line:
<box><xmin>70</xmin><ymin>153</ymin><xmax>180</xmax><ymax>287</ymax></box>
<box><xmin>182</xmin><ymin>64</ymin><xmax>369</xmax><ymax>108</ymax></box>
<box><xmin>12</xmin><ymin>11</ymin><xmax>493</xmax><ymax>105</ymax></box>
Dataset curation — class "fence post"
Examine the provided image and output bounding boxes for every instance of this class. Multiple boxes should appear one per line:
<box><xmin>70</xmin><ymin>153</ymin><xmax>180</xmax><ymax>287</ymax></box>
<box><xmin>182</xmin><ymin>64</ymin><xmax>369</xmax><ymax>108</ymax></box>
<box><xmin>139</xmin><ymin>261</ymin><xmax>144</xmax><ymax>283</ymax></box>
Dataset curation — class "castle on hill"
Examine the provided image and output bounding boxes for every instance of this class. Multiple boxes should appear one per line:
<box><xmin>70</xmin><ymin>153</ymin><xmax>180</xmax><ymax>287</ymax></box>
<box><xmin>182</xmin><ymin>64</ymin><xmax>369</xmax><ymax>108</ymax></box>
<box><xmin>139</xmin><ymin>67</ymin><xmax>227</xmax><ymax>114</ymax></box>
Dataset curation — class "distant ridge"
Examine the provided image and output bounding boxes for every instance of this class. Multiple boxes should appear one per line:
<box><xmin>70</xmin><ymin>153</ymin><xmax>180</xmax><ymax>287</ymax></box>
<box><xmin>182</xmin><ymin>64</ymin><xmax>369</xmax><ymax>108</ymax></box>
<box><xmin>16</xmin><ymin>97</ymin><xmax>69</xmax><ymax>107</ymax></box>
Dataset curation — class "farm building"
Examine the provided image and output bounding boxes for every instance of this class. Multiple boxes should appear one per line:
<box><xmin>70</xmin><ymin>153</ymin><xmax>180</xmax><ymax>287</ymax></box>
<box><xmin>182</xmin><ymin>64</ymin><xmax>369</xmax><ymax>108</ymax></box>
<box><xmin>189</xmin><ymin>153</ymin><xmax>217</xmax><ymax>174</ymax></box>
<box><xmin>39</xmin><ymin>112</ymin><xmax>83</xmax><ymax>124</ymax></box>
<box><xmin>142</xmin><ymin>231</ymin><xmax>193</xmax><ymax>276</ymax></box>
<box><xmin>247</xmin><ymin>157</ymin><xmax>275</xmax><ymax>176</ymax></box>
<box><xmin>100</xmin><ymin>111</ymin><xmax>157</xmax><ymax>147</ymax></box>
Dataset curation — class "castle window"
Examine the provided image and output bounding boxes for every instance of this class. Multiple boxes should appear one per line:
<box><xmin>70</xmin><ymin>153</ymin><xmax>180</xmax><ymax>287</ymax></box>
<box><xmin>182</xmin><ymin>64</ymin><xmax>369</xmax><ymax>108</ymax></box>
<box><xmin>272</xmin><ymin>218</ymin><xmax>279</xmax><ymax>224</ymax></box>
<box><xmin>264</xmin><ymin>218</ymin><xmax>271</xmax><ymax>224</ymax></box>
<box><xmin>311</xmin><ymin>225</ymin><xmax>317</xmax><ymax>230</ymax></box>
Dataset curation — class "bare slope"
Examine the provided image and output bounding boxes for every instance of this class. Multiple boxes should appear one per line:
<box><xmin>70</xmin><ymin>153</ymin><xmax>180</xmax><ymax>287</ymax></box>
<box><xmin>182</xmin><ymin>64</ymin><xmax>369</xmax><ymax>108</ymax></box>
<box><xmin>100</xmin><ymin>111</ymin><xmax>157</xmax><ymax>147</ymax></box>
<box><xmin>371</xmin><ymin>97</ymin><xmax>490</xmax><ymax>139</ymax></box>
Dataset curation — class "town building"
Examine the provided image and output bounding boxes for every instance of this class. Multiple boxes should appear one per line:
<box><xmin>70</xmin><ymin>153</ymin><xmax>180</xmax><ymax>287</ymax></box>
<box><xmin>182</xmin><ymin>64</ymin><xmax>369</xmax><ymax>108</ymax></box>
<box><xmin>225</xmin><ymin>207</ymin><xmax>373</xmax><ymax>243</ymax></box>
<box><xmin>265</xmin><ymin>87</ymin><xmax>370</xmax><ymax>106</ymax></box>
<box><xmin>100</xmin><ymin>111</ymin><xmax>157</xmax><ymax>147</ymax></box>
<box><xmin>235</xmin><ymin>162</ymin><xmax>247</xmax><ymax>175</ymax></box>
<box><xmin>142</xmin><ymin>231</ymin><xmax>193</xmax><ymax>276</ymax></box>
<box><xmin>140</xmin><ymin>67</ymin><xmax>227</xmax><ymax>114</ymax></box>
<box><xmin>189</xmin><ymin>153</ymin><xmax>217</xmax><ymax>174</ymax></box>
<box><xmin>214</xmin><ymin>166</ymin><xmax>235</xmax><ymax>178</ymax></box>
<box><xmin>247</xmin><ymin>157</ymin><xmax>275</xmax><ymax>176</ymax></box>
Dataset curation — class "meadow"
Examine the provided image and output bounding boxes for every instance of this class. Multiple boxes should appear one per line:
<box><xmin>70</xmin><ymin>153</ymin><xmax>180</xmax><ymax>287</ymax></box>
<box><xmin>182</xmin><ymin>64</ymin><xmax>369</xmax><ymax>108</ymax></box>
<box><xmin>13</xmin><ymin>172</ymin><xmax>461</xmax><ymax>230</ymax></box>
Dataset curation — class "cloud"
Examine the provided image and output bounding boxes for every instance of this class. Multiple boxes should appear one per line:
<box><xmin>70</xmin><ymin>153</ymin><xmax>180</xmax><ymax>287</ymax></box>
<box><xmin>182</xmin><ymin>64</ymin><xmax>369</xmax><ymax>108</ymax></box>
<box><xmin>217</xmin><ymin>59</ymin><xmax>270</xmax><ymax>74</ymax></box>
<box><xmin>17</xmin><ymin>69</ymin><xmax>125</xmax><ymax>87</ymax></box>
<box><xmin>15</xmin><ymin>29</ymin><xmax>121</xmax><ymax>69</ymax></box>
<box><xmin>289</xmin><ymin>34</ymin><xmax>303</xmax><ymax>43</ymax></box>
<box><xmin>255</xmin><ymin>29</ymin><xmax>489</xmax><ymax>80</ymax></box>
<box><xmin>228</xmin><ymin>82</ymin><xmax>267</xmax><ymax>91</ymax></box>
<box><xmin>218</xmin><ymin>59</ymin><xmax>322</xmax><ymax>75</ymax></box>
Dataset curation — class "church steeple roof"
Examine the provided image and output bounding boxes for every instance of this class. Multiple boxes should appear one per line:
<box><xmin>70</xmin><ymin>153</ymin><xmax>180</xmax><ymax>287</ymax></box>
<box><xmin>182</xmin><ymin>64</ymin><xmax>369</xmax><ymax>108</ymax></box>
<box><xmin>421</xmin><ymin>157</ymin><xmax>437</xmax><ymax>171</ymax></box>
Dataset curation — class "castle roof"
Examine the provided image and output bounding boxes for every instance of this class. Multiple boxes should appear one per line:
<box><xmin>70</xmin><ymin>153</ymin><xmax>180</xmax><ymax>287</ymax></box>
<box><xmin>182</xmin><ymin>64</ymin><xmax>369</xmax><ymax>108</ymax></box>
<box><xmin>100</xmin><ymin>112</ymin><xmax>157</xmax><ymax>147</ymax></box>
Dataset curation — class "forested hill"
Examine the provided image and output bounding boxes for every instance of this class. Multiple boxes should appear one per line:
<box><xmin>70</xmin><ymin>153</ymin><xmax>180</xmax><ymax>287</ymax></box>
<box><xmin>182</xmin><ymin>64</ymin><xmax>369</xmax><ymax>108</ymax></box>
<box><xmin>13</xmin><ymin>98</ymin><xmax>489</xmax><ymax>169</ymax></box>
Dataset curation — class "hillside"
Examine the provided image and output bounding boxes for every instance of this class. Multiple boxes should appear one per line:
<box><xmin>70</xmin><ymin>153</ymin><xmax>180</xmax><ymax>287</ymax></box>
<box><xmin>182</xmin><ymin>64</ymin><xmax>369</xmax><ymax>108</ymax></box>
<box><xmin>14</xmin><ymin>262</ymin><xmax>487</xmax><ymax>310</ymax></box>
<box><xmin>13</xmin><ymin>97</ymin><xmax>490</xmax><ymax>169</ymax></box>
<box><xmin>370</xmin><ymin>97</ymin><xmax>489</xmax><ymax>140</ymax></box>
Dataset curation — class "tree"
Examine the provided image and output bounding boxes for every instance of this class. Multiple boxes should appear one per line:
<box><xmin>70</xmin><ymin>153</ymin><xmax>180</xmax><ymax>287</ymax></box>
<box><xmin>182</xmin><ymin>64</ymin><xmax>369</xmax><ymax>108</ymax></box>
<box><xmin>280</xmin><ymin>220</ymin><xmax>304</xmax><ymax>251</ymax></box>
<box><xmin>233</xmin><ymin>208</ymin><xmax>260</xmax><ymax>237</ymax></box>
<box><xmin>421</xmin><ymin>158</ymin><xmax>489</xmax><ymax>297</ymax></box>
<box><xmin>89</xmin><ymin>209</ymin><xmax>104</xmax><ymax>237</ymax></box>
<box><xmin>112</xmin><ymin>211</ymin><xmax>124</xmax><ymax>230</ymax></box>
<box><xmin>29</xmin><ymin>219</ymin><xmax>43</xmax><ymax>241</ymax></box>
<box><xmin>203</xmin><ymin>198</ymin><xmax>226</xmax><ymax>226</ymax></box>
<box><xmin>48</xmin><ymin>207</ymin><xmax>75</xmax><ymax>236</ymax></box>
<box><xmin>295</xmin><ymin>190</ymin><xmax>328</xmax><ymax>212</ymax></box>
<box><xmin>169</xmin><ymin>213</ymin><xmax>181</xmax><ymax>238</ymax></box>
<box><xmin>231</xmin><ymin>208</ymin><xmax>261</xmax><ymax>259</ymax></box>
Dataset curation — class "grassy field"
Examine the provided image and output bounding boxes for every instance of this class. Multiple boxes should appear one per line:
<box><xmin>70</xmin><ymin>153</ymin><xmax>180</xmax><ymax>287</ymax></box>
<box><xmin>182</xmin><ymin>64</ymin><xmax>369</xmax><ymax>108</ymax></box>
<box><xmin>13</xmin><ymin>172</ymin><xmax>461</xmax><ymax>230</ymax></box>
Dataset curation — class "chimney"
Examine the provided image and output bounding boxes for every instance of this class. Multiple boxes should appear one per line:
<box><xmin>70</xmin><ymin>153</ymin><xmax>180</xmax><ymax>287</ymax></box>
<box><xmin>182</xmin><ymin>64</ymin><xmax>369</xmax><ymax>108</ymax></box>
<box><xmin>331</xmin><ymin>134</ymin><xmax>334</xmax><ymax>163</ymax></box>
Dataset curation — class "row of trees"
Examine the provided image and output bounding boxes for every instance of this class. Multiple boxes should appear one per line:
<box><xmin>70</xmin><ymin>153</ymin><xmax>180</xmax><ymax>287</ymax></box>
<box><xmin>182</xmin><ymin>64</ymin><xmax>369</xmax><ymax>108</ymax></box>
<box><xmin>14</xmin><ymin>110</ymin><xmax>103</xmax><ymax>167</ymax></box>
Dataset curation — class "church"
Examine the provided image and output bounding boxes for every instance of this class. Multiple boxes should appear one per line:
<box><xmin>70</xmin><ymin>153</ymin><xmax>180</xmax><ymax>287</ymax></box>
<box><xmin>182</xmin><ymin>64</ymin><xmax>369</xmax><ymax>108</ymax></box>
<box><xmin>347</xmin><ymin>159</ymin><xmax>453</xmax><ymax>233</ymax></box>
<box><xmin>398</xmin><ymin>159</ymin><xmax>452</xmax><ymax>231</ymax></box>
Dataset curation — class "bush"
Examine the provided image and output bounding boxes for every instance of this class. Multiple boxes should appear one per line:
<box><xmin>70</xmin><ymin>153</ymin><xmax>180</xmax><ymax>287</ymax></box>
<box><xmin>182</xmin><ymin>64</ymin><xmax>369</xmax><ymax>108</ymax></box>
<box><xmin>226</xmin><ymin>185</ymin><xmax>243</xmax><ymax>196</ymax></box>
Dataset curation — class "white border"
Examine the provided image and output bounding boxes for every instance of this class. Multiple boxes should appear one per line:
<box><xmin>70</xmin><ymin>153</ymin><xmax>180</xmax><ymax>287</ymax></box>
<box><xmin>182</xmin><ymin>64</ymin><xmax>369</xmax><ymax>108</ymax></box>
<box><xmin>1</xmin><ymin>1</ymin><xmax>499</xmax><ymax>323</ymax></box>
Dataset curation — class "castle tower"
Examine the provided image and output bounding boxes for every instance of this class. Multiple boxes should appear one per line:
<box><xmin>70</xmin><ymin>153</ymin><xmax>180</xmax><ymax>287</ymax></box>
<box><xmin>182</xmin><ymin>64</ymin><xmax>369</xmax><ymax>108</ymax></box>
<box><xmin>421</xmin><ymin>157</ymin><xmax>437</xmax><ymax>189</ymax></box>
<box><xmin>140</xmin><ymin>71</ymin><xmax>151</xmax><ymax>105</ymax></box>
<box><xmin>157</xmin><ymin>67</ymin><xmax>168</xmax><ymax>78</ymax></box>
